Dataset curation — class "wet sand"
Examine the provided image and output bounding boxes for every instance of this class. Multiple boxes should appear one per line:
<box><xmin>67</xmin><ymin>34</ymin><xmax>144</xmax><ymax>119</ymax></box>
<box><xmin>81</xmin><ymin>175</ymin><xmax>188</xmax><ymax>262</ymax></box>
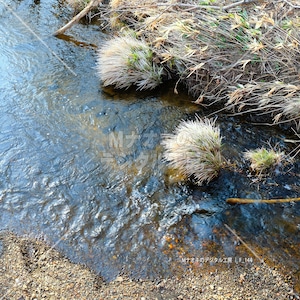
<box><xmin>0</xmin><ymin>232</ymin><xmax>298</xmax><ymax>299</ymax></box>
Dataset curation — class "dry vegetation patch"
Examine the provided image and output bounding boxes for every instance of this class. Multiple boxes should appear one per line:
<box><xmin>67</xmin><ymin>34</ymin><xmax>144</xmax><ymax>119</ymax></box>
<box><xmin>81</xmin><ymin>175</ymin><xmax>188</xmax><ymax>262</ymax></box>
<box><xmin>92</xmin><ymin>0</ymin><xmax>300</xmax><ymax>132</ymax></box>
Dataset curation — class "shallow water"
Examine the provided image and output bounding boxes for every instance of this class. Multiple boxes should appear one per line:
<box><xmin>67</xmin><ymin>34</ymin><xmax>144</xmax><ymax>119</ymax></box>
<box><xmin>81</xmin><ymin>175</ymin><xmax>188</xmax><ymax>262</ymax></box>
<box><xmin>0</xmin><ymin>0</ymin><xmax>300</xmax><ymax>286</ymax></box>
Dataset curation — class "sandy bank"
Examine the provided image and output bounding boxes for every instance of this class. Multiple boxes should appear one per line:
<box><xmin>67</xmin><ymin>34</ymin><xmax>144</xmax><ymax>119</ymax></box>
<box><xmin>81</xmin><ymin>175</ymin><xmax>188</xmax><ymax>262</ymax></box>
<box><xmin>0</xmin><ymin>232</ymin><xmax>298</xmax><ymax>299</ymax></box>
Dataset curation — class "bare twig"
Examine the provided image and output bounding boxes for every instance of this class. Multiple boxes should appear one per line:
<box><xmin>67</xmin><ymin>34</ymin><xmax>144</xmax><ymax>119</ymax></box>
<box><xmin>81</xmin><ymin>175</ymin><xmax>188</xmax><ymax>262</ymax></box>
<box><xmin>106</xmin><ymin>0</ymin><xmax>258</xmax><ymax>12</ymax></box>
<box><xmin>54</xmin><ymin>0</ymin><xmax>102</xmax><ymax>36</ymax></box>
<box><xmin>226</xmin><ymin>197</ymin><xmax>300</xmax><ymax>204</ymax></box>
<box><xmin>221</xmin><ymin>0</ymin><xmax>258</xmax><ymax>11</ymax></box>
<box><xmin>281</xmin><ymin>0</ymin><xmax>300</xmax><ymax>9</ymax></box>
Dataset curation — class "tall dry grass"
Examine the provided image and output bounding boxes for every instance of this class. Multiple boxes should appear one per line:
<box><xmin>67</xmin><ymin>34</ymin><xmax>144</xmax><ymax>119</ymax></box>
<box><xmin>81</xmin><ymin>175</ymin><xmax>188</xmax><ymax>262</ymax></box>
<box><xmin>97</xmin><ymin>0</ymin><xmax>299</xmax><ymax>125</ymax></box>
<box><xmin>89</xmin><ymin>0</ymin><xmax>300</xmax><ymax>155</ymax></box>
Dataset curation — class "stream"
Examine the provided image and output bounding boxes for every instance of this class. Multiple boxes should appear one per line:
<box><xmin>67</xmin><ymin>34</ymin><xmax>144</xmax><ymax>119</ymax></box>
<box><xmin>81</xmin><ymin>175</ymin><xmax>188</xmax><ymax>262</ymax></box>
<box><xmin>0</xmin><ymin>0</ymin><xmax>299</xmax><ymax>288</ymax></box>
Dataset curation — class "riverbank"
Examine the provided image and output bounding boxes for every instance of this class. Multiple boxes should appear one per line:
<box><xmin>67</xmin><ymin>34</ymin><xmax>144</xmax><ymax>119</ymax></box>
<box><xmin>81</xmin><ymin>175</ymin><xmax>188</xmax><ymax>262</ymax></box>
<box><xmin>87</xmin><ymin>0</ymin><xmax>300</xmax><ymax>133</ymax></box>
<box><xmin>0</xmin><ymin>232</ymin><xmax>298</xmax><ymax>299</ymax></box>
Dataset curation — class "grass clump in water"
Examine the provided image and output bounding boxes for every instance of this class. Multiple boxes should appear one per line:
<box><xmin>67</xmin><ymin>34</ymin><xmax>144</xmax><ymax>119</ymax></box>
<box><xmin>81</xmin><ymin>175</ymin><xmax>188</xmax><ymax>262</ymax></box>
<box><xmin>162</xmin><ymin>117</ymin><xmax>223</xmax><ymax>186</ymax></box>
<box><xmin>97</xmin><ymin>35</ymin><xmax>164</xmax><ymax>90</ymax></box>
<box><xmin>244</xmin><ymin>147</ymin><xmax>285</xmax><ymax>174</ymax></box>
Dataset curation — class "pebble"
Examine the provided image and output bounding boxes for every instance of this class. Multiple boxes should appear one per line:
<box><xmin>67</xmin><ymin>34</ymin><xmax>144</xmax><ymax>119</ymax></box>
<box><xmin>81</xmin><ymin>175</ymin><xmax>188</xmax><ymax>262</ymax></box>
<box><xmin>115</xmin><ymin>276</ymin><xmax>124</xmax><ymax>282</ymax></box>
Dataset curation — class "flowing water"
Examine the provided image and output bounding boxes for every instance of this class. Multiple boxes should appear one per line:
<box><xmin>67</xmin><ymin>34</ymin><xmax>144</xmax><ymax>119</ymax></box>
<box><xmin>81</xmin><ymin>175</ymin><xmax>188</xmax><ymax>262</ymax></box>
<box><xmin>0</xmin><ymin>0</ymin><xmax>300</xmax><ymax>287</ymax></box>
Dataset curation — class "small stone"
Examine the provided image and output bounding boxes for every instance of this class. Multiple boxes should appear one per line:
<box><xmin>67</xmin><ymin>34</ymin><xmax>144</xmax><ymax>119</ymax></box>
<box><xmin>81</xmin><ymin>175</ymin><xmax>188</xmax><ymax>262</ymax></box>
<box><xmin>239</xmin><ymin>273</ymin><xmax>246</xmax><ymax>283</ymax></box>
<box><xmin>115</xmin><ymin>276</ymin><xmax>123</xmax><ymax>282</ymax></box>
<box><xmin>209</xmin><ymin>284</ymin><xmax>215</xmax><ymax>290</ymax></box>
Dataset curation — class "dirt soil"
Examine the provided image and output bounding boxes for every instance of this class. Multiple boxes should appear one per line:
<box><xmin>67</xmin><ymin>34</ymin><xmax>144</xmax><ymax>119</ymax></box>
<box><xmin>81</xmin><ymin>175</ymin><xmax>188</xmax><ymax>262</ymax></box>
<box><xmin>0</xmin><ymin>231</ymin><xmax>299</xmax><ymax>300</ymax></box>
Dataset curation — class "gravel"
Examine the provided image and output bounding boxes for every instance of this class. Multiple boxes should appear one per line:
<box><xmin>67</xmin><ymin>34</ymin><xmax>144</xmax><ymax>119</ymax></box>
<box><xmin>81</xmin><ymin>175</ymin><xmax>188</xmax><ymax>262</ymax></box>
<box><xmin>0</xmin><ymin>232</ymin><xmax>298</xmax><ymax>300</ymax></box>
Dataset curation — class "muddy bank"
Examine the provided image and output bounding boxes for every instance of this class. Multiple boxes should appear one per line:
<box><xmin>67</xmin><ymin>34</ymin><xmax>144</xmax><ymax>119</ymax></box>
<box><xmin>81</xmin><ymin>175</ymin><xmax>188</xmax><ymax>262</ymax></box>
<box><xmin>0</xmin><ymin>232</ymin><xmax>298</xmax><ymax>299</ymax></box>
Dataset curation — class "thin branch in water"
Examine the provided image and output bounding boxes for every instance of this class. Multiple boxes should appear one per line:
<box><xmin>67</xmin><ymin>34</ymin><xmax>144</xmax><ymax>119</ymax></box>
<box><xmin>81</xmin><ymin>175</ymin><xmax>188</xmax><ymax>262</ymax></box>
<box><xmin>54</xmin><ymin>0</ymin><xmax>102</xmax><ymax>36</ymax></box>
<box><xmin>227</xmin><ymin>197</ymin><xmax>300</xmax><ymax>204</ymax></box>
<box><xmin>224</xmin><ymin>224</ymin><xmax>265</xmax><ymax>264</ymax></box>
<box><xmin>0</xmin><ymin>0</ymin><xmax>77</xmax><ymax>76</ymax></box>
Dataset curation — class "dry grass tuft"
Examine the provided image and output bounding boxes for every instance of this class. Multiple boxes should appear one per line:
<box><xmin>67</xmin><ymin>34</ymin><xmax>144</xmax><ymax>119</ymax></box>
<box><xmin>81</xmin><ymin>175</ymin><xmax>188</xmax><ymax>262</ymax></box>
<box><xmin>244</xmin><ymin>147</ymin><xmax>285</xmax><ymax>175</ymax></box>
<box><xmin>96</xmin><ymin>35</ymin><xmax>164</xmax><ymax>90</ymax></box>
<box><xmin>162</xmin><ymin>117</ymin><xmax>223</xmax><ymax>186</ymax></box>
